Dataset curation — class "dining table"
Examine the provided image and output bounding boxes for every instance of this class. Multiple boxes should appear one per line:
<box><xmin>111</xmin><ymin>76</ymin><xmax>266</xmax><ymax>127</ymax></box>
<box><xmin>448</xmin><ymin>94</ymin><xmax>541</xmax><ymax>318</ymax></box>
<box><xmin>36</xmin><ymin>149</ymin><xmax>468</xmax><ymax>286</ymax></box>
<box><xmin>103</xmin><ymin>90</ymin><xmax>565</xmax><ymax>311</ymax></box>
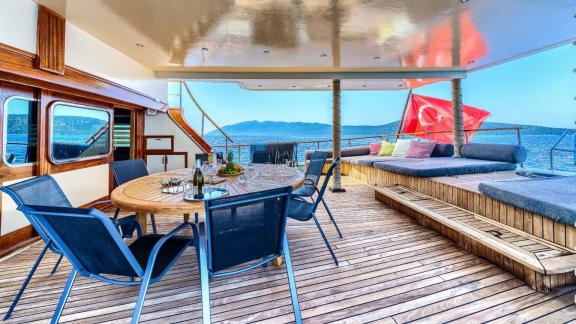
<box><xmin>111</xmin><ymin>163</ymin><xmax>305</xmax><ymax>235</ymax></box>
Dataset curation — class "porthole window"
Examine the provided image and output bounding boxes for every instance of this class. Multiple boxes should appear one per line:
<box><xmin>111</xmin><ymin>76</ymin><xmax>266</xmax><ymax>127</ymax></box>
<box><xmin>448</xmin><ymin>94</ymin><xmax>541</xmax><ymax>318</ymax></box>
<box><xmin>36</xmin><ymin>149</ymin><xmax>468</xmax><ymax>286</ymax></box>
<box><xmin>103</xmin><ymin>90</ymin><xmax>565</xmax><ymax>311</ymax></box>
<box><xmin>3</xmin><ymin>97</ymin><xmax>38</xmax><ymax>167</ymax></box>
<box><xmin>49</xmin><ymin>102</ymin><xmax>112</xmax><ymax>163</ymax></box>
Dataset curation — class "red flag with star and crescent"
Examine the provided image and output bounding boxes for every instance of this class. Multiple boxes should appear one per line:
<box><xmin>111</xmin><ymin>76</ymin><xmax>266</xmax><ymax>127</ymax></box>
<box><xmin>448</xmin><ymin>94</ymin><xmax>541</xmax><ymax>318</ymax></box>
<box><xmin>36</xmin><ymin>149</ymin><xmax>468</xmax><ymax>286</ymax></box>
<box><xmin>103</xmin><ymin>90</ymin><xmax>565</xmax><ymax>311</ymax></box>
<box><xmin>401</xmin><ymin>94</ymin><xmax>491</xmax><ymax>143</ymax></box>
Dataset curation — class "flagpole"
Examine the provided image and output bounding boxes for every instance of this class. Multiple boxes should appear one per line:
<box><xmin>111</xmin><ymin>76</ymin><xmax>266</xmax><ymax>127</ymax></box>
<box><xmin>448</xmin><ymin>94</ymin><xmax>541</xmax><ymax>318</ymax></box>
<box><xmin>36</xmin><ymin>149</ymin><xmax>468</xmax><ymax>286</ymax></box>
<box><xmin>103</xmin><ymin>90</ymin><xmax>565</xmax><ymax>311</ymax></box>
<box><xmin>395</xmin><ymin>89</ymin><xmax>413</xmax><ymax>141</ymax></box>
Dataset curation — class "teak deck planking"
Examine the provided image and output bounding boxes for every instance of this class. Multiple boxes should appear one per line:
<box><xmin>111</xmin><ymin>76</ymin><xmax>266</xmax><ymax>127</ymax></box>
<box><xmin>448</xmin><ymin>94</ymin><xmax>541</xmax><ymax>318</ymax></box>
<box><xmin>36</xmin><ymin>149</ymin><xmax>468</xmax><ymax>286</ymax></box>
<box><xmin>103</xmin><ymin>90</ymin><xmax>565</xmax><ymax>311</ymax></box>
<box><xmin>1</xmin><ymin>177</ymin><xmax>576</xmax><ymax>323</ymax></box>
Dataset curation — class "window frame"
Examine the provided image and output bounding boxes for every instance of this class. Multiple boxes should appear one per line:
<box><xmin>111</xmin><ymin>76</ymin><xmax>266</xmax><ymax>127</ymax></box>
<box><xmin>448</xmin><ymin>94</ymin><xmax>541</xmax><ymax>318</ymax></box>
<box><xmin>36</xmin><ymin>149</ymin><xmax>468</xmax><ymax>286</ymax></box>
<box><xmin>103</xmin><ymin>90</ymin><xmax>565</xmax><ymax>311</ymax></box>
<box><xmin>48</xmin><ymin>101</ymin><xmax>113</xmax><ymax>165</ymax></box>
<box><xmin>2</xmin><ymin>96</ymin><xmax>38</xmax><ymax>168</ymax></box>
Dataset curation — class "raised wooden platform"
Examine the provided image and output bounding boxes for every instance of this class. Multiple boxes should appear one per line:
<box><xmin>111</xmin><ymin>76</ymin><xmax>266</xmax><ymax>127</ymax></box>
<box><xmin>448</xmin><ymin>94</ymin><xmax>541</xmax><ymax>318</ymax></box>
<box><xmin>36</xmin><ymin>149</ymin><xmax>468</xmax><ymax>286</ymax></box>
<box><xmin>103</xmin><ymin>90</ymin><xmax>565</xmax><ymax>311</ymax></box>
<box><xmin>1</xmin><ymin>177</ymin><xmax>576</xmax><ymax>323</ymax></box>
<box><xmin>376</xmin><ymin>185</ymin><xmax>576</xmax><ymax>293</ymax></box>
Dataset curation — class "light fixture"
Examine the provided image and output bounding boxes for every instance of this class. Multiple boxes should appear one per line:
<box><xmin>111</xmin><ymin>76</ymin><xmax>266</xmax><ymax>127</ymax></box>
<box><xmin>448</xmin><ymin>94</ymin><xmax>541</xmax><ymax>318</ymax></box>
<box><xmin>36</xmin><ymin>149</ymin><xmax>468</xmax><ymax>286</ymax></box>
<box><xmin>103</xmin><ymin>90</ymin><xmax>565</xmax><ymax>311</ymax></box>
<box><xmin>263</xmin><ymin>50</ymin><xmax>270</xmax><ymax>54</ymax></box>
<box><xmin>398</xmin><ymin>84</ymin><xmax>404</xmax><ymax>87</ymax></box>
<box><xmin>202</xmin><ymin>47</ymin><xmax>209</xmax><ymax>52</ymax></box>
<box><xmin>135</xmin><ymin>43</ymin><xmax>144</xmax><ymax>48</ymax></box>
<box><xmin>362</xmin><ymin>84</ymin><xmax>367</xmax><ymax>88</ymax></box>
<box><xmin>373</xmin><ymin>56</ymin><xmax>381</xmax><ymax>60</ymax></box>
<box><xmin>320</xmin><ymin>53</ymin><xmax>327</xmax><ymax>57</ymax></box>
<box><xmin>258</xmin><ymin>85</ymin><xmax>263</xmax><ymax>88</ymax></box>
<box><xmin>460</xmin><ymin>0</ymin><xmax>470</xmax><ymax>3</ymax></box>
<box><xmin>291</xmin><ymin>85</ymin><xmax>297</xmax><ymax>88</ymax></box>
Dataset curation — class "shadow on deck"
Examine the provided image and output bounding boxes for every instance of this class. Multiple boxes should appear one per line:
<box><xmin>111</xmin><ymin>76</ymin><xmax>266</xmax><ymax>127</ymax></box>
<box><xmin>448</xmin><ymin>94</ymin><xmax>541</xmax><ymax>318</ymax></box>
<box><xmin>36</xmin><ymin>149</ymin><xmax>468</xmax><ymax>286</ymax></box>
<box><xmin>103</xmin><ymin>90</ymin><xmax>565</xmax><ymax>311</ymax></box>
<box><xmin>0</xmin><ymin>177</ymin><xmax>575</xmax><ymax>323</ymax></box>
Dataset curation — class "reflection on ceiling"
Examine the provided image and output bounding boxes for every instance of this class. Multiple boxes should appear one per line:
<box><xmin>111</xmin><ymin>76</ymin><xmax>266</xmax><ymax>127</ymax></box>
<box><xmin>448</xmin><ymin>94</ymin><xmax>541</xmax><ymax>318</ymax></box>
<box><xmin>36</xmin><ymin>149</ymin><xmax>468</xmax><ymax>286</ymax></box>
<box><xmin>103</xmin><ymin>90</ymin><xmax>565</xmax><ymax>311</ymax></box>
<box><xmin>36</xmin><ymin>0</ymin><xmax>576</xmax><ymax>90</ymax></box>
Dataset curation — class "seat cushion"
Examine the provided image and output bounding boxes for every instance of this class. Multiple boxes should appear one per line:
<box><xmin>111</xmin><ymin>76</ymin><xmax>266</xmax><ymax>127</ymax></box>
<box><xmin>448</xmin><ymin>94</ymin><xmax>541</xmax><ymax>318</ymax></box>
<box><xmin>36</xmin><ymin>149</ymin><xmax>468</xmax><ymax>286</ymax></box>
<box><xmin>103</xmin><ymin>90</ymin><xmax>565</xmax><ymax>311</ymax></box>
<box><xmin>373</xmin><ymin>157</ymin><xmax>517</xmax><ymax>177</ymax></box>
<box><xmin>129</xmin><ymin>235</ymin><xmax>193</xmax><ymax>278</ymax></box>
<box><xmin>479</xmin><ymin>176</ymin><xmax>576</xmax><ymax>226</ymax></box>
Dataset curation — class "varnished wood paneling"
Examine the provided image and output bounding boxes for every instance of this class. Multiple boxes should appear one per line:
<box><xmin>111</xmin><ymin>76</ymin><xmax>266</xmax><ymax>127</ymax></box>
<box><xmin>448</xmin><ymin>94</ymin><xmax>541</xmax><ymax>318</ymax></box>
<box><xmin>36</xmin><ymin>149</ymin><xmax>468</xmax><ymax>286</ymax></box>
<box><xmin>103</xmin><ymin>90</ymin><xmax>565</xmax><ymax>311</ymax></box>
<box><xmin>36</xmin><ymin>6</ymin><xmax>66</xmax><ymax>74</ymax></box>
<box><xmin>0</xmin><ymin>43</ymin><xmax>166</xmax><ymax>111</ymax></box>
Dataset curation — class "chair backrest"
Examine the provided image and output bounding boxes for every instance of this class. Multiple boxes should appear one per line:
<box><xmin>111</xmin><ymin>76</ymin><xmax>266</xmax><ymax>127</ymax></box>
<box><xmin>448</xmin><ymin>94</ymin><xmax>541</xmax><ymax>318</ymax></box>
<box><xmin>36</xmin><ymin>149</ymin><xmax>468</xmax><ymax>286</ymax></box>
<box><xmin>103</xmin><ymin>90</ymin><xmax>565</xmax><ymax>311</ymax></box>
<box><xmin>311</xmin><ymin>157</ymin><xmax>340</xmax><ymax>212</ymax></box>
<box><xmin>305</xmin><ymin>151</ymin><xmax>329</xmax><ymax>186</ymax></box>
<box><xmin>204</xmin><ymin>186</ymin><xmax>292</xmax><ymax>273</ymax></box>
<box><xmin>25</xmin><ymin>205</ymin><xmax>143</xmax><ymax>278</ymax></box>
<box><xmin>110</xmin><ymin>159</ymin><xmax>149</xmax><ymax>187</ymax></box>
<box><xmin>1</xmin><ymin>175</ymin><xmax>72</xmax><ymax>248</ymax></box>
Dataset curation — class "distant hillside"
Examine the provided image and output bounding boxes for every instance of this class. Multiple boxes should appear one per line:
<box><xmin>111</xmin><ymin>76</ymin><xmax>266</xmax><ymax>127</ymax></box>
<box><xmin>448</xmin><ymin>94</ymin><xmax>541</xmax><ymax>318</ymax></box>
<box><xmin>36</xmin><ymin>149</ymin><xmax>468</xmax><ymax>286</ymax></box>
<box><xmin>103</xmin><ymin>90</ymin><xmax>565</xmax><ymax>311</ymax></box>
<box><xmin>207</xmin><ymin>120</ymin><xmax>570</xmax><ymax>137</ymax></box>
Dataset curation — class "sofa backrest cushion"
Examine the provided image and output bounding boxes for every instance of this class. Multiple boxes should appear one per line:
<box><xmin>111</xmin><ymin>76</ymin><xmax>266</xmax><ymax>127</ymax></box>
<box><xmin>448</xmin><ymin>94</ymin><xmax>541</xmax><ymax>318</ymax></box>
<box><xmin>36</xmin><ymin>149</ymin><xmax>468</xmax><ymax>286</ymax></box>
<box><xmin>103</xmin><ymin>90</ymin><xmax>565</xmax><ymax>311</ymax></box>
<box><xmin>341</xmin><ymin>146</ymin><xmax>371</xmax><ymax>157</ymax></box>
<box><xmin>461</xmin><ymin>143</ymin><xmax>527</xmax><ymax>163</ymax></box>
<box><xmin>431</xmin><ymin>144</ymin><xmax>454</xmax><ymax>157</ymax></box>
<box><xmin>378</xmin><ymin>141</ymin><xmax>395</xmax><ymax>156</ymax></box>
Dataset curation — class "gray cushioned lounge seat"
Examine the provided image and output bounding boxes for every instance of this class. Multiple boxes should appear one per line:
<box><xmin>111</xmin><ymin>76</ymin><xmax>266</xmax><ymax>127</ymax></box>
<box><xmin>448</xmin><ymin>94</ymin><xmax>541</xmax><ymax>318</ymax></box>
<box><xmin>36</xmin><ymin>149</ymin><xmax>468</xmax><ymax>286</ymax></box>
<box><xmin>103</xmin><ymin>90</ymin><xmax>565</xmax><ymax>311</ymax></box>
<box><xmin>373</xmin><ymin>157</ymin><xmax>517</xmax><ymax>178</ymax></box>
<box><xmin>478</xmin><ymin>176</ymin><xmax>576</xmax><ymax>226</ymax></box>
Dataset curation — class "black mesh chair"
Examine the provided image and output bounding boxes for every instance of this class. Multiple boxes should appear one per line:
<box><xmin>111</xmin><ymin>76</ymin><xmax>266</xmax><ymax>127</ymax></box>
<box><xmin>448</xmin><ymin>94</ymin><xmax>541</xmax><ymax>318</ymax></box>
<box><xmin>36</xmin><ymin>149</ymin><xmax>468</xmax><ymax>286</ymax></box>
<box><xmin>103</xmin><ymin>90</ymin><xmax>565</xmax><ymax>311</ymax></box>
<box><xmin>196</xmin><ymin>187</ymin><xmax>302</xmax><ymax>323</ymax></box>
<box><xmin>24</xmin><ymin>204</ymin><xmax>195</xmax><ymax>323</ymax></box>
<box><xmin>110</xmin><ymin>159</ymin><xmax>158</xmax><ymax>234</ymax></box>
<box><xmin>294</xmin><ymin>151</ymin><xmax>342</xmax><ymax>238</ymax></box>
<box><xmin>0</xmin><ymin>175</ymin><xmax>139</xmax><ymax>320</ymax></box>
<box><xmin>288</xmin><ymin>158</ymin><xmax>341</xmax><ymax>266</ymax></box>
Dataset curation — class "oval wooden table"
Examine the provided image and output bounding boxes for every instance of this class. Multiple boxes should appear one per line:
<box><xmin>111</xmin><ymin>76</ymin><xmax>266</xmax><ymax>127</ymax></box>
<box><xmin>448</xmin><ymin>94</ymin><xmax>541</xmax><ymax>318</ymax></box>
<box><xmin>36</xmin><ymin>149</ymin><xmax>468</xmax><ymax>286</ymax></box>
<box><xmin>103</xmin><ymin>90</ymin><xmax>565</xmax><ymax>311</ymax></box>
<box><xmin>111</xmin><ymin>163</ymin><xmax>305</xmax><ymax>235</ymax></box>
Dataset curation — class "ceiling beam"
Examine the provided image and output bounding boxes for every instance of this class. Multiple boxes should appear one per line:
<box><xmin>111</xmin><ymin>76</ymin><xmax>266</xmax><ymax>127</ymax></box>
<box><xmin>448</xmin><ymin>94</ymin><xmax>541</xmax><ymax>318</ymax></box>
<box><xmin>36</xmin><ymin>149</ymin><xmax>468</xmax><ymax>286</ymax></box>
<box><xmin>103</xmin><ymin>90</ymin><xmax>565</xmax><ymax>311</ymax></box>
<box><xmin>154</xmin><ymin>70</ymin><xmax>467</xmax><ymax>80</ymax></box>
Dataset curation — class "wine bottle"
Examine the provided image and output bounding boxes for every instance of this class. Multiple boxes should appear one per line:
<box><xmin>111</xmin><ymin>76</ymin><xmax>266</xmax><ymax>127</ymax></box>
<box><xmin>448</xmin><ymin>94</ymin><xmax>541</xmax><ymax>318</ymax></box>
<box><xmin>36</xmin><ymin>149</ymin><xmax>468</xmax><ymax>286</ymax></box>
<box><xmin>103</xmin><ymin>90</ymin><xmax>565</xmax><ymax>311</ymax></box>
<box><xmin>193</xmin><ymin>159</ymin><xmax>204</xmax><ymax>198</ymax></box>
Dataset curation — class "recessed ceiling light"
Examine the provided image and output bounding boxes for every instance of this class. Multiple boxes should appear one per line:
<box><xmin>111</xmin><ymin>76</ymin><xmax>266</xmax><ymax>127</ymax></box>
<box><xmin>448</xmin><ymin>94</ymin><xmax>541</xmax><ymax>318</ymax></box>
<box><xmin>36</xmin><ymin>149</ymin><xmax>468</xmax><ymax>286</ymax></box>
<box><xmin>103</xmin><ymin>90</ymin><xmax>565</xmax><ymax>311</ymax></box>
<box><xmin>320</xmin><ymin>53</ymin><xmax>327</xmax><ymax>57</ymax></box>
<box><xmin>373</xmin><ymin>56</ymin><xmax>381</xmax><ymax>60</ymax></box>
<box><xmin>135</xmin><ymin>43</ymin><xmax>144</xmax><ymax>48</ymax></box>
<box><xmin>291</xmin><ymin>85</ymin><xmax>297</xmax><ymax>88</ymax></box>
<box><xmin>258</xmin><ymin>85</ymin><xmax>262</xmax><ymax>88</ymax></box>
<box><xmin>362</xmin><ymin>84</ymin><xmax>367</xmax><ymax>88</ymax></box>
<box><xmin>460</xmin><ymin>0</ymin><xmax>470</xmax><ymax>3</ymax></box>
<box><xmin>263</xmin><ymin>50</ymin><xmax>270</xmax><ymax>54</ymax></box>
<box><xmin>202</xmin><ymin>47</ymin><xmax>209</xmax><ymax>52</ymax></box>
<box><xmin>398</xmin><ymin>84</ymin><xmax>404</xmax><ymax>87</ymax></box>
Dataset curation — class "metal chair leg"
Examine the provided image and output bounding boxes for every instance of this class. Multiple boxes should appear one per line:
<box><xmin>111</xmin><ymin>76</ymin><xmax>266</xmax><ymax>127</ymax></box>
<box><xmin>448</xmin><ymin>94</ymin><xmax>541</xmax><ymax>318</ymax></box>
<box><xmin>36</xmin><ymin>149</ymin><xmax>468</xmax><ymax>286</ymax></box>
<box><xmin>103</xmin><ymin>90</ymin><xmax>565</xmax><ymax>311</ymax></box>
<box><xmin>4</xmin><ymin>242</ymin><xmax>51</xmax><ymax>320</ymax></box>
<box><xmin>131</xmin><ymin>272</ymin><xmax>153</xmax><ymax>324</ymax></box>
<box><xmin>198</xmin><ymin>223</ymin><xmax>211</xmax><ymax>323</ymax></box>
<box><xmin>321</xmin><ymin>198</ymin><xmax>342</xmax><ymax>238</ymax></box>
<box><xmin>311</xmin><ymin>215</ymin><xmax>339</xmax><ymax>266</ymax></box>
<box><xmin>150</xmin><ymin>214</ymin><xmax>157</xmax><ymax>234</ymax></box>
<box><xmin>51</xmin><ymin>254</ymin><xmax>64</xmax><ymax>274</ymax></box>
<box><xmin>52</xmin><ymin>269</ymin><xmax>77</xmax><ymax>324</ymax></box>
<box><xmin>282</xmin><ymin>234</ymin><xmax>302</xmax><ymax>324</ymax></box>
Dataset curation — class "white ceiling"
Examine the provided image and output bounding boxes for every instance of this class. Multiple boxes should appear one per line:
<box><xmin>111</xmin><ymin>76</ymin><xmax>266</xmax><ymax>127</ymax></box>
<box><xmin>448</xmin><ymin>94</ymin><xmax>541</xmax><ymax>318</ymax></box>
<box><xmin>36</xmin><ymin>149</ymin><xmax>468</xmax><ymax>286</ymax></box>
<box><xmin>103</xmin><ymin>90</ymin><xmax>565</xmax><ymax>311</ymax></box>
<box><xmin>37</xmin><ymin>0</ymin><xmax>576</xmax><ymax>90</ymax></box>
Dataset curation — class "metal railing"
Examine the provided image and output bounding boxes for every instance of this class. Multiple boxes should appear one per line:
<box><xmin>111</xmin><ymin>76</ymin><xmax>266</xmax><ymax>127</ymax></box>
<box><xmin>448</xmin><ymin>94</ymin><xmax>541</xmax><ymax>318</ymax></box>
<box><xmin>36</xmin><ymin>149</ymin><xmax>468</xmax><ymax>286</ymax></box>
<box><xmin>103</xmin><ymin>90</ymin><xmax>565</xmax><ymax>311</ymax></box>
<box><xmin>550</xmin><ymin>129</ymin><xmax>576</xmax><ymax>170</ymax></box>
<box><xmin>211</xmin><ymin>127</ymin><xmax>523</xmax><ymax>163</ymax></box>
<box><xmin>169</xmin><ymin>81</ymin><xmax>234</xmax><ymax>153</ymax></box>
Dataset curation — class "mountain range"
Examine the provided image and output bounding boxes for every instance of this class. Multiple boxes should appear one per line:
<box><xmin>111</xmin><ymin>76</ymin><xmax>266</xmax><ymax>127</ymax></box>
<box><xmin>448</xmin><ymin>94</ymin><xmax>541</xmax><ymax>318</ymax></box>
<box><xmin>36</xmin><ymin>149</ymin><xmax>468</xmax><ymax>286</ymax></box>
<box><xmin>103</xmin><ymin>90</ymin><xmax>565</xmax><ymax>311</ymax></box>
<box><xmin>207</xmin><ymin>120</ymin><xmax>570</xmax><ymax>137</ymax></box>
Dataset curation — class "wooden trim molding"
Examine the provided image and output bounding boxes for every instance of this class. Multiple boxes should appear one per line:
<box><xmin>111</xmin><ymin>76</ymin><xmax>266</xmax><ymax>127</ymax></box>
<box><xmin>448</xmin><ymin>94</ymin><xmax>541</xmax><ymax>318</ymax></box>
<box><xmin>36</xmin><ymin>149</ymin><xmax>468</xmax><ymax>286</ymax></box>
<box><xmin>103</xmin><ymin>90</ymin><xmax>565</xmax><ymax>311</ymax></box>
<box><xmin>167</xmin><ymin>108</ymin><xmax>211</xmax><ymax>153</ymax></box>
<box><xmin>37</xmin><ymin>6</ymin><xmax>66</xmax><ymax>74</ymax></box>
<box><xmin>0</xmin><ymin>225</ymin><xmax>39</xmax><ymax>258</ymax></box>
<box><xmin>0</xmin><ymin>43</ymin><xmax>166</xmax><ymax>111</ymax></box>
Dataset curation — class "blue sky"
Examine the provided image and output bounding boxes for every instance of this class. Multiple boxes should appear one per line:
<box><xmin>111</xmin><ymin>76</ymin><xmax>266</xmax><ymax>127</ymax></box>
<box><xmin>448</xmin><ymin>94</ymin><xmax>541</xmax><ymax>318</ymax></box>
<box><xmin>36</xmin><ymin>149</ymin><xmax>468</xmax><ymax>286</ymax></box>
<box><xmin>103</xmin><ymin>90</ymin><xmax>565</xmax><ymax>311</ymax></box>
<box><xmin>187</xmin><ymin>44</ymin><xmax>575</xmax><ymax>130</ymax></box>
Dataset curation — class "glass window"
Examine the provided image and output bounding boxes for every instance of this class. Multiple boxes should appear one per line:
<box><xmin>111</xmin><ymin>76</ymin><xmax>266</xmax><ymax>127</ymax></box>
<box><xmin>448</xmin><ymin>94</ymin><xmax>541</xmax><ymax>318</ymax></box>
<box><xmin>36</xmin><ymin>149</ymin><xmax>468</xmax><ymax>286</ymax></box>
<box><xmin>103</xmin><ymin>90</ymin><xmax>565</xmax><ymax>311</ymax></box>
<box><xmin>49</xmin><ymin>103</ymin><xmax>111</xmax><ymax>163</ymax></box>
<box><xmin>3</xmin><ymin>97</ymin><xmax>38</xmax><ymax>167</ymax></box>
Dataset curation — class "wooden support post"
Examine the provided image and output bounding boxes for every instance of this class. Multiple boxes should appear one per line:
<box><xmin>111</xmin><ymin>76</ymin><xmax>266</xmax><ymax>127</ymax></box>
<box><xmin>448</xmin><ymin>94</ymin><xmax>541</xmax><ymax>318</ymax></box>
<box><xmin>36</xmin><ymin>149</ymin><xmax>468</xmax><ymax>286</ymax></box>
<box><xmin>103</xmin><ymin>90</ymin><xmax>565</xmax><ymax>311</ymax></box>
<box><xmin>451</xmin><ymin>79</ymin><xmax>465</xmax><ymax>157</ymax></box>
<box><xmin>330</xmin><ymin>79</ymin><xmax>345</xmax><ymax>192</ymax></box>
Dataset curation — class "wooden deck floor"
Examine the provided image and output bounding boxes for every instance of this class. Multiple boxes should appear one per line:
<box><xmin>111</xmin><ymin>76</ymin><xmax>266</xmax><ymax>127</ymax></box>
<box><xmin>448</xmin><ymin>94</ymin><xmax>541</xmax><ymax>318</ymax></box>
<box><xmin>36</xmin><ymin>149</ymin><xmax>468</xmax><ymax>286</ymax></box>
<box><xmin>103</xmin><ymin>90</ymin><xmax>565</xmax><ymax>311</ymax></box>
<box><xmin>1</xmin><ymin>177</ymin><xmax>575</xmax><ymax>323</ymax></box>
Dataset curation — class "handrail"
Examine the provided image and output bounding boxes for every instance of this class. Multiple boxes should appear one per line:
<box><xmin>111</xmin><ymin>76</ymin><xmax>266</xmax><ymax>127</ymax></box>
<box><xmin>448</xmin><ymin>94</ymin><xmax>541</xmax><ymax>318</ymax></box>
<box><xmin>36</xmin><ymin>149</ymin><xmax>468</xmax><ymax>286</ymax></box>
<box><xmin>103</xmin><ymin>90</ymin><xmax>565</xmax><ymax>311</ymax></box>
<box><xmin>211</xmin><ymin>127</ymin><xmax>523</xmax><ymax>162</ymax></box>
<box><xmin>181</xmin><ymin>82</ymin><xmax>233</xmax><ymax>144</ymax></box>
<box><xmin>550</xmin><ymin>130</ymin><xmax>576</xmax><ymax>170</ymax></box>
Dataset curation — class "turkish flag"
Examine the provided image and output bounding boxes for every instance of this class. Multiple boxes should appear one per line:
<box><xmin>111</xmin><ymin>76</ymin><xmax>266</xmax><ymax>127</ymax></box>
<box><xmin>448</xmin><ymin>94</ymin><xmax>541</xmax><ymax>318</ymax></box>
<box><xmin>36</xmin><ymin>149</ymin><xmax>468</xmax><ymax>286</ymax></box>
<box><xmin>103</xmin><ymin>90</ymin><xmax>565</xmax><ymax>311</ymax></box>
<box><xmin>401</xmin><ymin>94</ymin><xmax>491</xmax><ymax>143</ymax></box>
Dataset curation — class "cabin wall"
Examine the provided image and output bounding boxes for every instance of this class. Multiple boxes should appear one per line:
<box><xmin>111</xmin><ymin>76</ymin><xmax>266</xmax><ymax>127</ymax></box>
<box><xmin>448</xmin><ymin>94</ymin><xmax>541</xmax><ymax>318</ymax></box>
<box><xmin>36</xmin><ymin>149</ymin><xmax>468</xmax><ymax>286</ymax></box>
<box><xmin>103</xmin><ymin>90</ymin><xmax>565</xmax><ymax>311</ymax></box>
<box><xmin>144</xmin><ymin>112</ymin><xmax>205</xmax><ymax>172</ymax></box>
<box><xmin>0</xmin><ymin>0</ymin><xmax>203</xmax><ymax>250</ymax></box>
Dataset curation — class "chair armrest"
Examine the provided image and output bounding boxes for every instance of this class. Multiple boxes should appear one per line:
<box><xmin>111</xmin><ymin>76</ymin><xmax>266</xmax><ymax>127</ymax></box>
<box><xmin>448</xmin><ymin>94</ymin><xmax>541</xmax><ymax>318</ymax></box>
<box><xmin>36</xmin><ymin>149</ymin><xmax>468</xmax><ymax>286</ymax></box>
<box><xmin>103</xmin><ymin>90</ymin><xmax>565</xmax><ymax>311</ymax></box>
<box><xmin>114</xmin><ymin>216</ymin><xmax>143</xmax><ymax>238</ymax></box>
<box><xmin>290</xmin><ymin>196</ymin><xmax>316</xmax><ymax>215</ymax></box>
